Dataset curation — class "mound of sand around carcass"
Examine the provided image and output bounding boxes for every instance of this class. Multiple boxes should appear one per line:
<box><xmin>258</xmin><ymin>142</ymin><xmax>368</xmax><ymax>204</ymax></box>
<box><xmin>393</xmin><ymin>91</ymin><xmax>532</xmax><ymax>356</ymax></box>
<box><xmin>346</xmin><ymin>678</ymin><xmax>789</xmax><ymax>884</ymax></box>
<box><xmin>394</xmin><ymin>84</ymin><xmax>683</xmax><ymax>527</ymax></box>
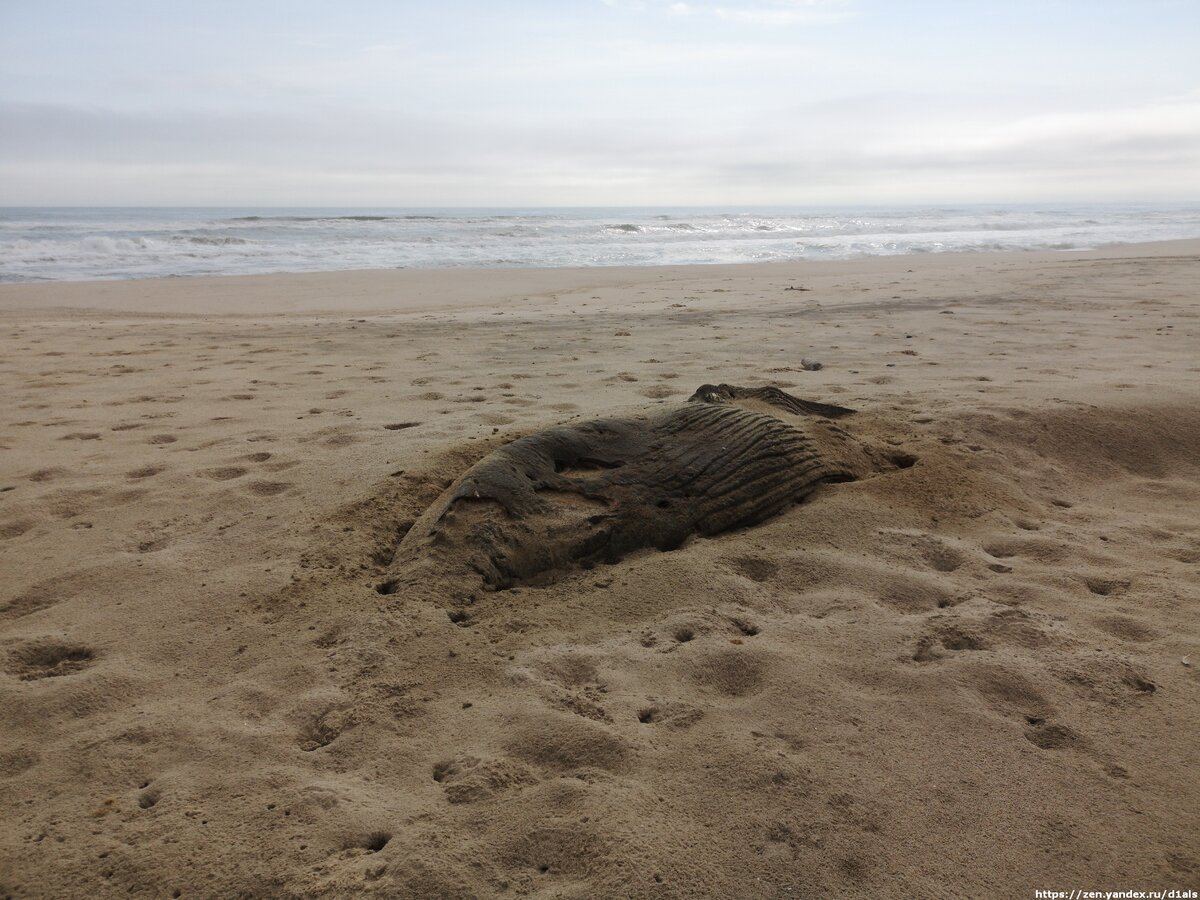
<box><xmin>385</xmin><ymin>384</ymin><xmax>889</xmax><ymax>592</ymax></box>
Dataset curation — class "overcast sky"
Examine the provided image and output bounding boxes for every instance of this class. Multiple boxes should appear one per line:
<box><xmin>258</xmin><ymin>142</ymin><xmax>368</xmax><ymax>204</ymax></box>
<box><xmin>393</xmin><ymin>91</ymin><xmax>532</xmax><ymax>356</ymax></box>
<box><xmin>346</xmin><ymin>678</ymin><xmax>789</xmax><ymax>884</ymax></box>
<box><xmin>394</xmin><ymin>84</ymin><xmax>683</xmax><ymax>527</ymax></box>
<box><xmin>1</xmin><ymin>0</ymin><xmax>1198</xmax><ymax>206</ymax></box>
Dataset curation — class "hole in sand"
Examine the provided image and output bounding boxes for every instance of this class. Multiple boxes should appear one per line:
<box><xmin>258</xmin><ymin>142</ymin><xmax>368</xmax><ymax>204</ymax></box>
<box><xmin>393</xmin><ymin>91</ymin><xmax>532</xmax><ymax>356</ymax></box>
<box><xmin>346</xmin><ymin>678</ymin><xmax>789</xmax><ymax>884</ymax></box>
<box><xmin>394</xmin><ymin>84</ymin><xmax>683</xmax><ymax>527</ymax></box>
<box><xmin>673</xmin><ymin>627</ymin><xmax>695</xmax><ymax>643</ymax></box>
<box><xmin>363</xmin><ymin>831</ymin><xmax>391</xmax><ymax>853</ymax></box>
<box><xmin>447</xmin><ymin>610</ymin><xmax>470</xmax><ymax>625</ymax></box>
<box><xmin>375</xmin><ymin>579</ymin><xmax>399</xmax><ymax>595</ymax></box>
<box><xmin>1124</xmin><ymin>674</ymin><xmax>1156</xmax><ymax>693</ymax></box>
<box><xmin>1086</xmin><ymin>578</ymin><xmax>1126</xmax><ymax>596</ymax></box>
<box><xmin>889</xmin><ymin>453</ymin><xmax>918</xmax><ymax>469</ymax></box>
<box><xmin>637</xmin><ymin>707</ymin><xmax>658</xmax><ymax>724</ymax></box>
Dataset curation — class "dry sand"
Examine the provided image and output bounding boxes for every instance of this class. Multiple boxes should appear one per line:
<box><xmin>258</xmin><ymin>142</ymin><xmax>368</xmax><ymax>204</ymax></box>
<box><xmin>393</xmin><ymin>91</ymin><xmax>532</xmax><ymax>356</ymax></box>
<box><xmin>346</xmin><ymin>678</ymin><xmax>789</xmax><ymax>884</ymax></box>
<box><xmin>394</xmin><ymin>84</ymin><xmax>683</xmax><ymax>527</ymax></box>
<box><xmin>1</xmin><ymin>241</ymin><xmax>1198</xmax><ymax>898</ymax></box>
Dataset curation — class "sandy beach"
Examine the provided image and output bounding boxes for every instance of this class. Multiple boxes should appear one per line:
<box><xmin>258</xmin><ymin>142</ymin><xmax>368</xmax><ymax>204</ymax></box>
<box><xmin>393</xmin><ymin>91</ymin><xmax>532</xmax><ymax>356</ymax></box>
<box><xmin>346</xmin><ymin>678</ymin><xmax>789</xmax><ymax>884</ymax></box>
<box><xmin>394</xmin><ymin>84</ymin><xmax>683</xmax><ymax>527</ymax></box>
<box><xmin>1</xmin><ymin>241</ymin><xmax>1198</xmax><ymax>897</ymax></box>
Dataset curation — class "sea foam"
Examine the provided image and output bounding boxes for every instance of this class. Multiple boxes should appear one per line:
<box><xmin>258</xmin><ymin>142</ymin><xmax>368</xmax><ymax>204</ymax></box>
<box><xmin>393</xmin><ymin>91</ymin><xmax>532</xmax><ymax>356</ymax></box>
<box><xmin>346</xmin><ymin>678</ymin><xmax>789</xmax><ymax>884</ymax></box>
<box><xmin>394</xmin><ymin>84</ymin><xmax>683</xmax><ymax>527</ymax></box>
<box><xmin>1</xmin><ymin>204</ymin><xmax>1197</xmax><ymax>282</ymax></box>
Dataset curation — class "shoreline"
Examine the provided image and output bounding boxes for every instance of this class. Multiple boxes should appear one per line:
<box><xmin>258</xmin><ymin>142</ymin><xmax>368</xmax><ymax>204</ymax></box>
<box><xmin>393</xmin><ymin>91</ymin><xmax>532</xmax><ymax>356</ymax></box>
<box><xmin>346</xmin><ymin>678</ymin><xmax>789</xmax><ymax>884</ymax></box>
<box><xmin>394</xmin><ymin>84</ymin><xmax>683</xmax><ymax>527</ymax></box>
<box><xmin>1</xmin><ymin>236</ymin><xmax>1198</xmax><ymax>316</ymax></box>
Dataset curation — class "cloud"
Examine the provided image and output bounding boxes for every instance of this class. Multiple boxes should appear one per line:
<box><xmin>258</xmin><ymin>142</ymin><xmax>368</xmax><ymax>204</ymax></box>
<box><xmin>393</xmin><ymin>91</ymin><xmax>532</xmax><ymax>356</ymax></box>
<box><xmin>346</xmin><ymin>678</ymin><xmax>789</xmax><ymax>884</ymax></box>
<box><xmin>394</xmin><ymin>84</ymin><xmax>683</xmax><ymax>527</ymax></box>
<box><xmin>878</xmin><ymin>91</ymin><xmax>1200</xmax><ymax>161</ymax></box>
<box><xmin>712</xmin><ymin>0</ymin><xmax>855</xmax><ymax>26</ymax></box>
<box><xmin>2</xmin><ymin>86</ymin><xmax>1197</xmax><ymax>205</ymax></box>
<box><xmin>603</xmin><ymin>0</ymin><xmax>855</xmax><ymax>25</ymax></box>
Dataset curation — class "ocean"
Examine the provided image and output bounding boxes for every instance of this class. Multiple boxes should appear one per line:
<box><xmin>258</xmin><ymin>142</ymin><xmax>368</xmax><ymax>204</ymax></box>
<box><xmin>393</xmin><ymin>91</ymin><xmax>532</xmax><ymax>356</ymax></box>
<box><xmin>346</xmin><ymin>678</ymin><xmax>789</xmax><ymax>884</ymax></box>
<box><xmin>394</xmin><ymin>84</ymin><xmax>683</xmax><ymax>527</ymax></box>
<box><xmin>2</xmin><ymin>204</ymin><xmax>1198</xmax><ymax>283</ymax></box>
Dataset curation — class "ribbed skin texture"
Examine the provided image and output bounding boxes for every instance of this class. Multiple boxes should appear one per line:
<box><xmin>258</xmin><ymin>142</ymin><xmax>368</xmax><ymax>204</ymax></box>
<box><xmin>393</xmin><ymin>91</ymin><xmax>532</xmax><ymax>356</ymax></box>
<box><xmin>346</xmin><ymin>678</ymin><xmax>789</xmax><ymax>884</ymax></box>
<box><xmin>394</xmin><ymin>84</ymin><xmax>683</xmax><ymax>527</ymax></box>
<box><xmin>688</xmin><ymin>383</ymin><xmax>856</xmax><ymax>419</ymax></box>
<box><xmin>391</xmin><ymin>386</ymin><xmax>859</xmax><ymax>589</ymax></box>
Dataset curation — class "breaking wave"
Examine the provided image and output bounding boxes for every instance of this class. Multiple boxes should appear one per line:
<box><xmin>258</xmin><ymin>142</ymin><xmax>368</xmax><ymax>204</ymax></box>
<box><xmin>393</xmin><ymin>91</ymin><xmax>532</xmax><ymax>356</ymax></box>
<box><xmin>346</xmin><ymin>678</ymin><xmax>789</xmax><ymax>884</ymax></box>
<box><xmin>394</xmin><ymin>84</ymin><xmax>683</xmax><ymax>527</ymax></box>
<box><xmin>1</xmin><ymin>204</ymin><xmax>1197</xmax><ymax>282</ymax></box>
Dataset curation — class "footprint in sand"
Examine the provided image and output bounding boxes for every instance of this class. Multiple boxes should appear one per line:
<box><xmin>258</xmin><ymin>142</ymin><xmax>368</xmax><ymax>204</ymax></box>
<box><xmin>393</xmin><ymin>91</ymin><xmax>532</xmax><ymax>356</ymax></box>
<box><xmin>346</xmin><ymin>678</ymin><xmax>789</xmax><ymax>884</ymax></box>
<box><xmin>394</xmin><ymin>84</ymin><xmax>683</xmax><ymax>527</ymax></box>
<box><xmin>725</xmin><ymin>556</ymin><xmax>779</xmax><ymax>583</ymax></box>
<box><xmin>1093</xmin><ymin>615</ymin><xmax>1158</xmax><ymax>643</ymax></box>
<box><xmin>199</xmin><ymin>466</ymin><xmax>247</xmax><ymax>481</ymax></box>
<box><xmin>1024</xmin><ymin>721</ymin><xmax>1087</xmax><ymax>751</ymax></box>
<box><xmin>982</xmin><ymin>536</ymin><xmax>1069</xmax><ymax>564</ymax></box>
<box><xmin>503</xmin><ymin>712</ymin><xmax>632</xmax><ymax>774</ymax></box>
<box><xmin>28</xmin><ymin>468</ymin><xmax>68</xmax><ymax>482</ymax></box>
<box><xmin>914</xmin><ymin>608</ymin><xmax>1062</xmax><ymax>663</ymax></box>
<box><xmin>1051</xmin><ymin>655</ymin><xmax>1156</xmax><ymax>704</ymax></box>
<box><xmin>1083</xmin><ymin>576</ymin><xmax>1130</xmax><ymax>597</ymax></box>
<box><xmin>912</xmin><ymin>626</ymin><xmax>986</xmax><ymax>662</ymax></box>
<box><xmin>247</xmin><ymin>481</ymin><xmax>291</xmax><ymax>496</ymax></box>
<box><xmin>635</xmin><ymin>700</ymin><xmax>704</xmax><ymax>729</ymax></box>
<box><xmin>474</xmin><ymin>413</ymin><xmax>514</xmax><ymax>426</ymax></box>
<box><xmin>880</xmin><ymin>531</ymin><xmax>966</xmax><ymax>573</ymax></box>
<box><xmin>295</xmin><ymin>703</ymin><xmax>357</xmax><ymax>751</ymax></box>
<box><xmin>640</xmin><ymin>385</ymin><xmax>678</xmax><ymax>399</ymax></box>
<box><xmin>6</xmin><ymin>640</ymin><xmax>97</xmax><ymax>681</ymax></box>
<box><xmin>1021</xmin><ymin>718</ymin><xmax>1129</xmax><ymax>779</ymax></box>
<box><xmin>878</xmin><ymin>573</ymin><xmax>969</xmax><ymax>613</ymax></box>
<box><xmin>965</xmin><ymin>664</ymin><xmax>1052</xmax><ymax>719</ymax></box>
<box><xmin>729</xmin><ymin>616</ymin><xmax>761</xmax><ymax>637</ymax></box>
<box><xmin>0</xmin><ymin>748</ymin><xmax>39</xmax><ymax>777</ymax></box>
<box><xmin>431</xmin><ymin>756</ymin><xmax>538</xmax><ymax>804</ymax></box>
<box><xmin>127</xmin><ymin>465</ymin><xmax>165</xmax><ymax>479</ymax></box>
<box><xmin>0</xmin><ymin>519</ymin><xmax>36</xmax><ymax>540</ymax></box>
<box><xmin>136</xmin><ymin>536</ymin><xmax>171</xmax><ymax>553</ymax></box>
<box><xmin>686</xmin><ymin>647</ymin><xmax>768</xmax><ymax>697</ymax></box>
